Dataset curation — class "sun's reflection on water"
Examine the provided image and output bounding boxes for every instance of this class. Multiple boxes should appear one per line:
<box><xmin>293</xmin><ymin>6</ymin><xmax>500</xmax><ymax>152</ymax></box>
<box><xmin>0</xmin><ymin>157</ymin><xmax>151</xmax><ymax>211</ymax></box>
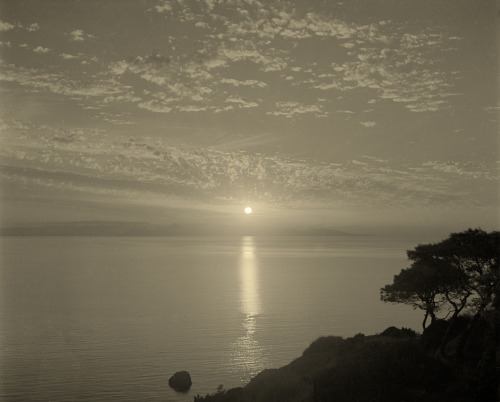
<box><xmin>240</xmin><ymin>236</ymin><xmax>261</xmax><ymax>316</ymax></box>
<box><xmin>229</xmin><ymin>236</ymin><xmax>268</xmax><ymax>381</ymax></box>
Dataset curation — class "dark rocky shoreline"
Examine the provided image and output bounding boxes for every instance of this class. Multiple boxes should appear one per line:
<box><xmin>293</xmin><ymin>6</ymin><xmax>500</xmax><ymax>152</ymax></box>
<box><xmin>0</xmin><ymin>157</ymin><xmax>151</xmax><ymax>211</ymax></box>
<box><xmin>195</xmin><ymin>320</ymin><xmax>497</xmax><ymax>402</ymax></box>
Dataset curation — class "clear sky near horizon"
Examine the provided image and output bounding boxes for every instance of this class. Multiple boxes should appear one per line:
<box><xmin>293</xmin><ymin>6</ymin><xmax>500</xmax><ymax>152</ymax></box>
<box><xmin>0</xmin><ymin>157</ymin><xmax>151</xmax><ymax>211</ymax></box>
<box><xmin>0</xmin><ymin>0</ymin><xmax>498</xmax><ymax>235</ymax></box>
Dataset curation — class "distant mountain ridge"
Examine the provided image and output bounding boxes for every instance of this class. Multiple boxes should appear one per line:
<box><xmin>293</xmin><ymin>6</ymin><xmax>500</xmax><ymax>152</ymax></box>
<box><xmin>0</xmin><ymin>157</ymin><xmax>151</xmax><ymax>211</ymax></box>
<box><xmin>1</xmin><ymin>221</ymin><xmax>360</xmax><ymax>237</ymax></box>
<box><xmin>1</xmin><ymin>221</ymin><xmax>196</xmax><ymax>236</ymax></box>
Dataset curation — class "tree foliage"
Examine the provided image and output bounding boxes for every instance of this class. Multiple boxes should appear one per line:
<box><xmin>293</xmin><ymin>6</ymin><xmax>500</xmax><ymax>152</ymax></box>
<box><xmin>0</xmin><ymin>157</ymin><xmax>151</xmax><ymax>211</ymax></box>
<box><xmin>381</xmin><ymin>229</ymin><xmax>499</xmax><ymax>330</ymax></box>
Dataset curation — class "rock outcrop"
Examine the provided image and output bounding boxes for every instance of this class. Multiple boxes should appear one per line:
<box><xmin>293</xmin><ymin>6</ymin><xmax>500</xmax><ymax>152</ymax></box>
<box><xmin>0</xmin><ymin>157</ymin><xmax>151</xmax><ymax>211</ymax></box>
<box><xmin>169</xmin><ymin>371</ymin><xmax>192</xmax><ymax>392</ymax></box>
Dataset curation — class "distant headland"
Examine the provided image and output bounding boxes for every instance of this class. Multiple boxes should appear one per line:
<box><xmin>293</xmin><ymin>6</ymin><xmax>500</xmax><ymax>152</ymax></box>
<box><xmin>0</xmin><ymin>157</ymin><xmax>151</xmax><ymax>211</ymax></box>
<box><xmin>0</xmin><ymin>221</ymin><xmax>362</xmax><ymax>237</ymax></box>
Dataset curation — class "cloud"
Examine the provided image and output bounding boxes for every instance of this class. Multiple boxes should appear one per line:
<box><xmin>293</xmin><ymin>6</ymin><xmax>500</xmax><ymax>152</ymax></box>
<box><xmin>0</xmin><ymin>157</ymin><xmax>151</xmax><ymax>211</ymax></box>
<box><xmin>178</xmin><ymin>105</ymin><xmax>208</xmax><ymax>112</ymax></box>
<box><xmin>405</xmin><ymin>100</ymin><xmax>448</xmax><ymax>113</ymax></box>
<box><xmin>97</xmin><ymin>111</ymin><xmax>137</xmax><ymax>125</ymax></box>
<box><xmin>312</xmin><ymin>81</ymin><xmax>342</xmax><ymax>91</ymax></box>
<box><xmin>102</xmin><ymin>93</ymin><xmax>141</xmax><ymax>104</ymax></box>
<box><xmin>139</xmin><ymin>1</ymin><xmax>460</xmax><ymax>116</ymax></box>
<box><xmin>220</xmin><ymin>78</ymin><xmax>267</xmax><ymax>88</ymax></box>
<box><xmin>1</xmin><ymin>0</ymin><xmax>472</xmax><ymax>139</ymax></box>
<box><xmin>419</xmin><ymin>161</ymin><xmax>494</xmax><ymax>179</ymax></box>
<box><xmin>27</xmin><ymin>23</ymin><xmax>40</xmax><ymax>32</ymax></box>
<box><xmin>81</xmin><ymin>56</ymin><xmax>99</xmax><ymax>65</ymax></box>
<box><xmin>222</xmin><ymin>6</ymin><xmax>356</xmax><ymax>42</ymax></box>
<box><xmin>33</xmin><ymin>46</ymin><xmax>51</xmax><ymax>54</ymax></box>
<box><xmin>306</xmin><ymin>24</ymin><xmax>461</xmax><ymax>113</ymax></box>
<box><xmin>198</xmin><ymin>37</ymin><xmax>289</xmax><ymax>74</ymax></box>
<box><xmin>60</xmin><ymin>53</ymin><xmax>80</xmax><ymax>60</ymax></box>
<box><xmin>203</xmin><ymin>57</ymin><xmax>227</xmax><ymax>69</ymax></box>
<box><xmin>137</xmin><ymin>100</ymin><xmax>172</xmax><ymax>113</ymax></box>
<box><xmin>0</xmin><ymin>21</ymin><xmax>15</xmax><ymax>31</ymax></box>
<box><xmin>225</xmin><ymin>96</ymin><xmax>259</xmax><ymax>108</ymax></box>
<box><xmin>362</xmin><ymin>156</ymin><xmax>389</xmax><ymax>163</ymax></box>
<box><xmin>131</xmin><ymin>52</ymin><xmax>171</xmax><ymax>67</ymax></box>
<box><xmin>0</xmin><ymin>21</ymin><xmax>41</xmax><ymax>32</ymax></box>
<box><xmin>213</xmin><ymin>105</ymin><xmax>234</xmax><ymax>113</ymax></box>
<box><xmin>268</xmin><ymin>101</ymin><xmax>325</xmax><ymax>119</ymax></box>
<box><xmin>154</xmin><ymin>0</ymin><xmax>173</xmax><ymax>13</ymax></box>
<box><xmin>109</xmin><ymin>51</ymin><xmax>219</xmax><ymax>111</ymax></box>
<box><xmin>0</xmin><ymin>64</ymin><xmax>125</xmax><ymax>100</ymax></box>
<box><xmin>143</xmin><ymin>0</ymin><xmax>462</xmax><ymax>117</ymax></box>
<box><xmin>305</xmin><ymin>13</ymin><xmax>355</xmax><ymax>39</ymax></box>
<box><xmin>3</xmin><ymin>120</ymin><xmax>497</xmax><ymax>210</ymax></box>
<box><xmin>351</xmin><ymin>160</ymin><xmax>368</xmax><ymax>165</ymax></box>
<box><xmin>109</xmin><ymin>52</ymin><xmax>171</xmax><ymax>84</ymax></box>
<box><xmin>69</xmin><ymin>29</ymin><xmax>96</xmax><ymax>42</ymax></box>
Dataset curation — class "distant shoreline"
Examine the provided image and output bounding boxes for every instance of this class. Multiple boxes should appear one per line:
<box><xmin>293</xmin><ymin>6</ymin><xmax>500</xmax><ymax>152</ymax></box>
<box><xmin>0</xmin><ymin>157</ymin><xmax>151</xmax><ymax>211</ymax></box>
<box><xmin>0</xmin><ymin>221</ymin><xmax>366</xmax><ymax>237</ymax></box>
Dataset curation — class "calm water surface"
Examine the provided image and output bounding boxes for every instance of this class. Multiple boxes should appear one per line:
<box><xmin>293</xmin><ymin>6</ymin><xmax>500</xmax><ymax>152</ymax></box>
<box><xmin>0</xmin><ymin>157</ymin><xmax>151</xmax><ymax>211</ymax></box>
<box><xmin>0</xmin><ymin>235</ymin><xmax>423</xmax><ymax>401</ymax></box>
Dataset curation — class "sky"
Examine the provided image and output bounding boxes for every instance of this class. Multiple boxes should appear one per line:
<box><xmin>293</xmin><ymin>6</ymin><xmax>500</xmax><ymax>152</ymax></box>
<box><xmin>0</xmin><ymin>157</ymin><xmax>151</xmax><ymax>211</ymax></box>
<box><xmin>0</xmin><ymin>0</ymin><xmax>498</xmax><ymax>236</ymax></box>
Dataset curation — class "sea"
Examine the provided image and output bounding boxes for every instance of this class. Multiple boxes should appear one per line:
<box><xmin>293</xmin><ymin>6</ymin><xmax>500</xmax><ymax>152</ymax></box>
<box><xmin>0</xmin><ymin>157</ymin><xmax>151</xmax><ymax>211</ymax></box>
<box><xmin>0</xmin><ymin>235</ymin><xmax>424</xmax><ymax>401</ymax></box>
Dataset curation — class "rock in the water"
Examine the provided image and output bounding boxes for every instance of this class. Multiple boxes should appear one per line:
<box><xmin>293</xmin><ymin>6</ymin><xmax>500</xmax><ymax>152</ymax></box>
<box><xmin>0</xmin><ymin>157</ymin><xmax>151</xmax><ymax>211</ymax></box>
<box><xmin>168</xmin><ymin>371</ymin><xmax>192</xmax><ymax>392</ymax></box>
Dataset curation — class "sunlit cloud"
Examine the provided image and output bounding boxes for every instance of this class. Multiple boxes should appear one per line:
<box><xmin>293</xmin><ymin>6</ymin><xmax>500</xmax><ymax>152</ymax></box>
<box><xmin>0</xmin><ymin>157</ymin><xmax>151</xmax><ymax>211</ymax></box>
<box><xmin>137</xmin><ymin>100</ymin><xmax>172</xmax><ymax>113</ymax></box>
<box><xmin>69</xmin><ymin>29</ymin><xmax>96</xmax><ymax>42</ymax></box>
<box><xmin>27</xmin><ymin>23</ymin><xmax>40</xmax><ymax>32</ymax></box>
<box><xmin>154</xmin><ymin>0</ymin><xmax>173</xmax><ymax>13</ymax></box>
<box><xmin>33</xmin><ymin>46</ymin><xmax>51</xmax><ymax>54</ymax></box>
<box><xmin>221</xmin><ymin>78</ymin><xmax>268</xmax><ymax>88</ymax></box>
<box><xmin>1</xmin><ymin>115</ymin><xmax>497</xmax><ymax>225</ymax></box>
<box><xmin>0</xmin><ymin>65</ymin><xmax>126</xmax><ymax>99</ymax></box>
<box><xmin>0</xmin><ymin>20</ymin><xmax>15</xmax><ymax>31</ymax></box>
<box><xmin>225</xmin><ymin>96</ymin><xmax>259</xmax><ymax>108</ymax></box>
<box><xmin>267</xmin><ymin>101</ymin><xmax>325</xmax><ymax>119</ymax></box>
<box><xmin>60</xmin><ymin>53</ymin><xmax>80</xmax><ymax>60</ymax></box>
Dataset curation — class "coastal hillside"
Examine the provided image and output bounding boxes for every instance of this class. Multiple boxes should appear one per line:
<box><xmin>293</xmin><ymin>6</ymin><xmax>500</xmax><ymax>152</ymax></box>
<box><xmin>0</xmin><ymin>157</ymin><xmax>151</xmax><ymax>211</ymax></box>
<box><xmin>195</xmin><ymin>321</ymin><xmax>497</xmax><ymax>402</ymax></box>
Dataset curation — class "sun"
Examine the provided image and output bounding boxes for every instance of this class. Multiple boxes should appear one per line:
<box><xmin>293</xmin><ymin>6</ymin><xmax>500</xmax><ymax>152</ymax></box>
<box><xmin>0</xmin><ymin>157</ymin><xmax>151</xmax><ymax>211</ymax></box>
<box><xmin>244</xmin><ymin>207</ymin><xmax>253</xmax><ymax>215</ymax></box>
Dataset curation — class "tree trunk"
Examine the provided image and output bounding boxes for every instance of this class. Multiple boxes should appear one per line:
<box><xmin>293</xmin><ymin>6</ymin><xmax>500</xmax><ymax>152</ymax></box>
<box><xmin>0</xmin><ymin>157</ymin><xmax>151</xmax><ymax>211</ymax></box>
<box><xmin>422</xmin><ymin>310</ymin><xmax>429</xmax><ymax>331</ymax></box>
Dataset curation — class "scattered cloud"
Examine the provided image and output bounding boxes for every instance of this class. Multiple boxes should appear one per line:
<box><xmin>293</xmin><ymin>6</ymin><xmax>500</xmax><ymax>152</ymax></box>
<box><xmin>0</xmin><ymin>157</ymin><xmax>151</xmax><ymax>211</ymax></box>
<box><xmin>27</xmin><ymin>23</ymin><xmax>40</xmax><ymax>32</ymax></box>
<box><xmin>60</xmin><ymin>53</ymin><xmax>80</xmax><ymax>60</ymax></box>
<box><xmin>268</xmin><ymin>101</ymin><xmax>325</xmax><ymax>119</ymax></box>
<box><xmin>109</xmin><ymin>52</ymin><xmax>171</xmax><ymax>85</ymax></box>
<box><xmin>304</xmin><ymin>23</ymin><xmax>461</xmax><ymax>113</ymax></box>
<box><xmin>0</xmin><ymin>21</ymin><xmax>41</xmax><ymax>32</ymax></box>
<box><xmin>137</xmin><ymin>100</ymin><xmax>172</xmax><ymax>113</ymax></box>
<box><xmin>1</xmin><ymin>120</ymin><xmax>496</xmax><ymax>209</ymax></box>
<box><xmin>33</xmin><ymin>46</ymin><xmax>51</xmax><ymax>54</ymax></box>
<box><xmin>0</xmin><ymin>64</ymin><xmax>126</xmax><ymax>100</ymax></box>
<box><xmin>225</xmin><ymin>96</ymin><xmax>259</xmax><ymax>108</ymax></box>
<box><xmin>154</xmin><ymin>0</ymin><xmax>173</xmax><ymax>13</ymax></box>
<box><xmin>418</xmin><ymin>161</ymin><xmax>495</xmax><ymax>179</ymax></box>
<box><xmin>69</xmin><ymin>29</ymin><xmax>96</xmax><ymax>42</ymax></box>
<box><xmin>178</xmin><ymin>105</ymin><xmax>208</xmax><ymax>112</ymax></box>
<box><xmin>220</xmin><ymin>78</ymin><xmax>267</xmax><ymax>88</ymax></box>
<box><xmin>98</xmin><ymin>1</ymin><xmax>465</xmax><ymax>118</ymax></box>
<box><xmin>0</xmin><ymin>21</ymin><xmax>15</xmax><ymax>32</ymax></box>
